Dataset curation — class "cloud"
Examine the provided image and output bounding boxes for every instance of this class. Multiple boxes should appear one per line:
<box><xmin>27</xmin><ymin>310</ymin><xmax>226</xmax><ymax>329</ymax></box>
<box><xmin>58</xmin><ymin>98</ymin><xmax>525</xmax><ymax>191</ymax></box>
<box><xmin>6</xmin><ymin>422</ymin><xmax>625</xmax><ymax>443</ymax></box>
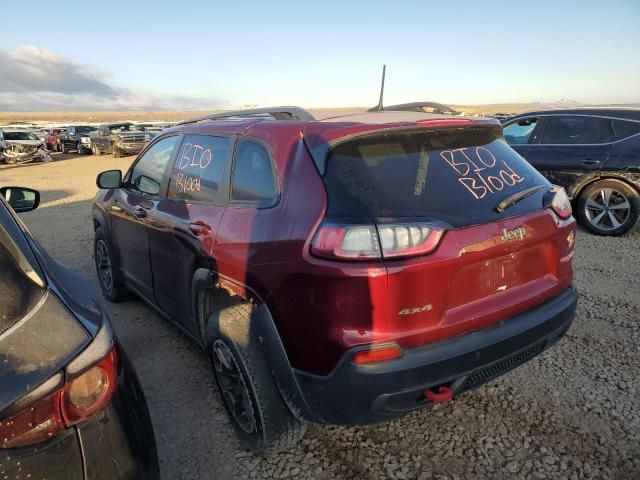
<box><xmin>0</xmin><ymin>46</ymin><xmax>225</xmax><ymax>111</ymax></box>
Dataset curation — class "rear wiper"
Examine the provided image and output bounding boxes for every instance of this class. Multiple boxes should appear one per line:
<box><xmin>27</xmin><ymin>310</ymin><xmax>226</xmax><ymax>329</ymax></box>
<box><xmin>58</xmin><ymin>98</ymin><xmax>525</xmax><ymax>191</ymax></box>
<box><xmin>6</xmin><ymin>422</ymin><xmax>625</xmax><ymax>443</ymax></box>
<box><xmin>495</xmin><ymin>185</ymin><xmax>545</xmax><ymax>213</ymax></box>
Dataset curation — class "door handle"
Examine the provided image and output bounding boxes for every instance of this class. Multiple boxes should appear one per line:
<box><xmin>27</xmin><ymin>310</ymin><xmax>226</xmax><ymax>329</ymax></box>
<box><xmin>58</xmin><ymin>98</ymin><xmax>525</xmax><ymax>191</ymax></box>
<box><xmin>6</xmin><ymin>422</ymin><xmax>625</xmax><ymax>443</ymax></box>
<box><xmin>134</xmin><ymin>208</ymin><xmax>148</xmax><ymax>219</ymax></box>
<box><xmin>110</xmin><ymin>199</ymin><xmax>123</xmax><ymax>212</ymax></box>
<box><xmin>188</xmin><ymin>221</ymin><xmax>211</xmax><ymax>236</ymax></box>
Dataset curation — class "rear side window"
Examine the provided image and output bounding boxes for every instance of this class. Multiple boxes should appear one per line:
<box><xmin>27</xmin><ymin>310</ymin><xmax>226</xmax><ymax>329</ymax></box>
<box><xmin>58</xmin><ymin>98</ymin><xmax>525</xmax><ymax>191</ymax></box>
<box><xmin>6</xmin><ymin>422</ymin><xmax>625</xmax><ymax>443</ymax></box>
<box><xmin>323</xmin><ymin>127</ymin><xmax>549</xmax><ymax>227</ymax></box>
<box><xmin>231</xmin><ymin>140</ymin><xmax>277</xmax><ymax>206</ymax></box>
<box><xmin>129</xmin><ymin>135</ymin><xmax>179</xmax><ymax>195</ymax></box>
<box><xmin>503</xmin><ymin>118</ymin><xmax>538</xmax><ymax>145</ymax></box>
<box><xmin>541</xmin><ymin>116</ymin><xmax>611</xmax><ymax>144</ymax></box>
<box><xmin>0</xmin><ymin>225</ymin><xmax>44</xmax><ymax>335</ymax></box>
<box><xmin>170</xmin><ymin>135</ymin><xmax>232</xmax><ymax>202</ymax></box>
<box><xmin>611</xmin><ymin>119</ymin><xmax>640</xmax><ymax>140</ymax></box>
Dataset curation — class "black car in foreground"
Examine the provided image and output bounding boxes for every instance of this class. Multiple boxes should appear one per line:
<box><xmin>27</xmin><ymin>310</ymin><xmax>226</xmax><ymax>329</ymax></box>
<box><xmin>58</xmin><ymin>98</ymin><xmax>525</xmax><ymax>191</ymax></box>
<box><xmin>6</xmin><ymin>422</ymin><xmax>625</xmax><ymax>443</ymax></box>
<box><xmin>503</xmin><ymin>108</ymin><xmax>640</xmax><ymax>235</ymax></box>
<box><xmin>0</xmin><ymin>187</ymin><xmax>159</xmax><ymax>479</ymax></box>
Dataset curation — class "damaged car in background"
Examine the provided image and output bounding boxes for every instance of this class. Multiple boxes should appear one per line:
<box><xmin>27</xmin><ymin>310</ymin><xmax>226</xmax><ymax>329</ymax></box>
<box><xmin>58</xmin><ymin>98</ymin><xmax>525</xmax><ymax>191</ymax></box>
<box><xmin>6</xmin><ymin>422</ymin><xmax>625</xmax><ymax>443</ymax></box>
<box><xmin>89</xmin><ymin>123</ymin><xmax>146</xmax><ymax>158</ymax></box>
<box><xmin>0</xmin><ymin>129</ymin><xmax>53</xmax><ymax>165</ymax></box>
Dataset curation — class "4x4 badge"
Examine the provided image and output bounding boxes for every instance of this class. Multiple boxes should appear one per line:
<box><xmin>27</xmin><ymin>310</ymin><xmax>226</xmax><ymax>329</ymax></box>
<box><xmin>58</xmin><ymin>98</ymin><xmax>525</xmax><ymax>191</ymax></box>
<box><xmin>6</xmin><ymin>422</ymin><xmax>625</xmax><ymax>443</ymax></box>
<box><xmin>500</xmin><ymin>226</ymin><xmax>527</xmax><ymax>242</ymax></box>
<box><xmin>399</xmin><ymin>304</ymin><xmax>433</xmax><ymax>315</ymax></box>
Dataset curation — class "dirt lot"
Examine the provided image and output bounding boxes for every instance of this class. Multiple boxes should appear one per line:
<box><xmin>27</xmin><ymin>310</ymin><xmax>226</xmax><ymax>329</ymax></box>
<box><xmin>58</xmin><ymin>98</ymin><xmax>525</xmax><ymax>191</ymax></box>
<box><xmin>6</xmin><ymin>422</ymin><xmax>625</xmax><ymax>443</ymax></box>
<box><xmin>1</xmin><ymin>154</ymin><xmax>639</xmax><ymax>480</ymax></box>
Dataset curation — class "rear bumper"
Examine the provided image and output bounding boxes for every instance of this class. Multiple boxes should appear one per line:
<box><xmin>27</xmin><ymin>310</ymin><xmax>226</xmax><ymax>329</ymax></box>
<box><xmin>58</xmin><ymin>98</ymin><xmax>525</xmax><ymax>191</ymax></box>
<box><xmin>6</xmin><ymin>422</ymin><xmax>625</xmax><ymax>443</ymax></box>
<box><xmin>293</xmin><ymin>285</ymin><xmax>577</xmax><ymax>425</ymax></box>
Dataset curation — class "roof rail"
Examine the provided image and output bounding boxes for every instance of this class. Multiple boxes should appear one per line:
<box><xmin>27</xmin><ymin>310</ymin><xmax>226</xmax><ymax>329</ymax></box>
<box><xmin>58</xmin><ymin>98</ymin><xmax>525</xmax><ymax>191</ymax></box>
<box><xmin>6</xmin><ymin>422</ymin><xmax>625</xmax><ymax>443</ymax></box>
<box><xmin>176</xmin><ymin>106</ymin><xmax>315</xmax><ymax>126</ymax></box>
<box><xmin>367</xmin><ymin>101</ymin><xmax>459</xmax><ymax>115</ymax></box>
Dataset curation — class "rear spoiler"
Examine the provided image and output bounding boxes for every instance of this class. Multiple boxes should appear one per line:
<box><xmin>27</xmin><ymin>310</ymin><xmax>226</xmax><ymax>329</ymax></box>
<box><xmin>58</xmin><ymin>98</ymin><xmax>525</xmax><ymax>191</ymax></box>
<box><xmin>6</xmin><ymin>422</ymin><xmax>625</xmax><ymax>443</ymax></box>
<box><xmin>367</xmin><ymin>101</ymin><xmax>460</xmax><ymax>116</ymax></box>
<box><xmin>303</xmin><ymin>118</ymin><xmax>502</xmax><ymax>175</ymax></box>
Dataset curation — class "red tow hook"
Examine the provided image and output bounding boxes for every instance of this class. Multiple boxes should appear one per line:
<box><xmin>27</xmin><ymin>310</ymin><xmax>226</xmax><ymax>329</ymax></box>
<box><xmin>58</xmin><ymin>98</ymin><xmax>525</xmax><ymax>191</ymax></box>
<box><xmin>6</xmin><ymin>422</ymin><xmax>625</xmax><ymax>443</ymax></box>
<box><xmin>424</xmin><ymin>385</ymin><xmax>453</xmax><ymax>403</ymax></box>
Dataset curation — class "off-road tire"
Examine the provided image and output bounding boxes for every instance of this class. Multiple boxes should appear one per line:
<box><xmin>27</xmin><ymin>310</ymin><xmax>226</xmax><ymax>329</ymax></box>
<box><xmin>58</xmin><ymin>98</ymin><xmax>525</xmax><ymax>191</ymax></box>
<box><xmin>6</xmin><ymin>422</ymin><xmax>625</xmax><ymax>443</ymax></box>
<box><xmin>206</xmin><ymin>302</ymin><xmax>306</xmax><ymax>455</ymax></box>
<box><xmin>577</xmin><ymin>179</ymin><xmax>640</xmax><ymax>236</ymax></box>
<box><xmin>94</xmin><ymin>229</ymin><xmax>128</xmax><ymax>301</ymax></box>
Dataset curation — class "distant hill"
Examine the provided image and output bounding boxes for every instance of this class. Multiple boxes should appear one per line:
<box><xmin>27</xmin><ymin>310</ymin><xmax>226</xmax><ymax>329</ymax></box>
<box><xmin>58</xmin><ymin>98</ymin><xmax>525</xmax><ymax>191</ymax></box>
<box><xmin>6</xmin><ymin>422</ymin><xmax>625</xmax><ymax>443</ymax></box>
<box><xmin>0</xmin><ymin>102</ymin><xmax>638</xmax><ymax>124</ymax></box>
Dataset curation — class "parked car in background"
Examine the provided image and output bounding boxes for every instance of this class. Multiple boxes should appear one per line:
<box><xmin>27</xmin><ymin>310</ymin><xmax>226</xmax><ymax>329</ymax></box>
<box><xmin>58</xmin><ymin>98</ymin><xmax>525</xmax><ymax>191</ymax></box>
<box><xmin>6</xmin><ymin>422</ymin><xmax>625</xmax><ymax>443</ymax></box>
<box><xmin>92</xmin><ymin>107</ymin><xmax>577</xmax><ymax>453</ymax></box>
<box><xmin>34</xmin><ymin>129</ymin><xmax>48</xmax><ymax>143</ymax></box>
<box><xmin>503</xmin><ymin>108</ymin><xmax>640</xmax><ymax>235</ymax></box>
<box><xmin>0</xmin><ymin>186</ymin><xmax>159</xmax><ymax>479</ymax></box>
<box><xmin>90</xmin><ymin>123</ymin><xmax>146</xmax><ymax>158</ymax></box>
<box><xmin>143</xmin><ymin>127</ymin><xmax>165</xmax><ymax>144</ymax></box>
<box><xmin>0</xmin><ymin>129</ymin><xmax>52</xmax><ymax>165</ymax></box>
<box><xmin>59</xmin><ymin>125</ymin><xmax>97</xmax><ymax>154</ymax></box>
<box><xmin>46</xmin><ymin>128</ymin><xmax>65</xmax><ymax>151</ymax></box>
<box><xmin>135</xmin><ymin>124</ymin><xmax>166</xmax><ymax>144</ymax></box>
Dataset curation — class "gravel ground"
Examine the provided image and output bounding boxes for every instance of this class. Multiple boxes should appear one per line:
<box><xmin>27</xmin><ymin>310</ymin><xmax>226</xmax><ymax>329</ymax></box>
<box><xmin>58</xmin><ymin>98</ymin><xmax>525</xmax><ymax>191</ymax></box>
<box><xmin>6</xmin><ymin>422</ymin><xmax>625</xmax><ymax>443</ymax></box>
<box><xmin>2</xmin><ymin>154</ymin><xmax>639</xmax><ymax>480</ymax></box>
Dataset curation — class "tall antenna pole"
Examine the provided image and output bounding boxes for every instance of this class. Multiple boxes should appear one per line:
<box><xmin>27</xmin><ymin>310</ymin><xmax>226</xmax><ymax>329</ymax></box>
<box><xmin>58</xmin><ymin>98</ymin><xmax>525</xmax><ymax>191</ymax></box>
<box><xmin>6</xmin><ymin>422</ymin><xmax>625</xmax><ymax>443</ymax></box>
<box><xmin>376</xmin><ymin>65</ymin><xmax>386</xmax><ymax>112</ymax></box>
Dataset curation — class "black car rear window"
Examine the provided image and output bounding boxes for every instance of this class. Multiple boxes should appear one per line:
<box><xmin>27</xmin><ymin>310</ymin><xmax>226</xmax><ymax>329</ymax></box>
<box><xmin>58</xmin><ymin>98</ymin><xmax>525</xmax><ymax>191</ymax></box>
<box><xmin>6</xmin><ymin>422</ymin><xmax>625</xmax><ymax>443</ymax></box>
<box><xmin>611</xmin><ymin>120</ymin><xmax>640</xmax><ymax>140</ymax></box>
<box><xmin>0</xmin><ymin>226</ymin><xmax>44</xmax><ymax>335</ymax></box>
<box><xmin>323</xmin><ymin>127</ymin><xmax>549</xmax><ymax>227</ymax></box>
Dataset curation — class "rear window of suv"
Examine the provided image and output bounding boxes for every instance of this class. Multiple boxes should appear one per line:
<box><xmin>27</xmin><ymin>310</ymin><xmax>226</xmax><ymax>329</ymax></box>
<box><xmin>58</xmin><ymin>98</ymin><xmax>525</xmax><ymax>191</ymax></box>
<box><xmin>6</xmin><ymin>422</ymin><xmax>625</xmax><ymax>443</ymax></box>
<box><xmin>323</xmin><ymin>127</ymin><xmax>549</xmax><ymax>227</ymax></box>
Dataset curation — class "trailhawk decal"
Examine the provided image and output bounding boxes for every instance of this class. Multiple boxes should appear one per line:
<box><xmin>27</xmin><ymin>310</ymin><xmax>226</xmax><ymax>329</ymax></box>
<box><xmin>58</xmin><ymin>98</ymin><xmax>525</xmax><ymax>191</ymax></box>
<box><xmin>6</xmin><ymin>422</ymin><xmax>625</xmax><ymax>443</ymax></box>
<box><xmin>440</xmin><ymin>146</ymin><xmax>525</xmax><ymax>200</ymax></box>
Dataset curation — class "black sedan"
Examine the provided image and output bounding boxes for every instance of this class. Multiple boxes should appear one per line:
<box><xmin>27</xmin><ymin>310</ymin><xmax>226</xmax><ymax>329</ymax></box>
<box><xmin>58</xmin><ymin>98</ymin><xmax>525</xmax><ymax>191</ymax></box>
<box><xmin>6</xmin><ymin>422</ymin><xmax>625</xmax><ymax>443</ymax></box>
<box><xmin>503</xmin><ymin>108</ymin><xmax>640</xmax><ymax>236</ymax></box>
<box><xmin>0</xmin><ymin>186</ymin><xmax>159</xmax><ymax>479</ymax></box>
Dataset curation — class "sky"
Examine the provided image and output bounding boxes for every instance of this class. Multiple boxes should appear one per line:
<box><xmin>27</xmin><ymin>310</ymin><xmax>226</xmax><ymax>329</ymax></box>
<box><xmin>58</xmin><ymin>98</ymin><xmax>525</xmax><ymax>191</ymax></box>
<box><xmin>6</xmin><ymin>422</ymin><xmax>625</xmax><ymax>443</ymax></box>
<box><xmin>1</xmin><ymin>0</ymin><xmax>639</xmax><ymax>111</ymax></box>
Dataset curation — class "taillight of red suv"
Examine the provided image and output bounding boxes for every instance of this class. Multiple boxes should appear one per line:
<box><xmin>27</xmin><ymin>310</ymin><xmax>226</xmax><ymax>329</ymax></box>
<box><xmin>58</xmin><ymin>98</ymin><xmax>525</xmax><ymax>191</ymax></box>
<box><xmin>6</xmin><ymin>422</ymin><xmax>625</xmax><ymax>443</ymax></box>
<box><xmin>0</xmin><ymin>346</ymin><xmax>119</xmax><ymax>449</ymax></box>
<box><xmin>545</xmin><ymin>186</ymin><xmax>572</xmax><ymax>220</ymax></box>
<box><xmin>311</xmin><ymin>220</ymin><xmax>445</xmax><ymax>260</ymax></box>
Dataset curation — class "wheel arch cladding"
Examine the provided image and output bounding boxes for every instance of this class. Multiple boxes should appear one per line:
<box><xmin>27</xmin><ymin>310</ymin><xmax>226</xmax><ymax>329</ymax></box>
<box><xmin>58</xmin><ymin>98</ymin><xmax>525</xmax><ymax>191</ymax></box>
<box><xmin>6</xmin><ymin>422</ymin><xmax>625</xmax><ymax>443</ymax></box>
<box><xmin>199</xmin><ymin>279</ymin><xmax>315</xmax><ymax>423</ymax></box>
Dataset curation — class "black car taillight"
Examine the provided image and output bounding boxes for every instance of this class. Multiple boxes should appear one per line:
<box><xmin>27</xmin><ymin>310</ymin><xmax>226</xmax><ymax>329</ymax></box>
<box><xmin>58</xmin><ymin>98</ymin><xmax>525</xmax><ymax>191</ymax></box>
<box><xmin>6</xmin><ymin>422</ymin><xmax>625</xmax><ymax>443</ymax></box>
<box><xmin>0</xmin><ymin>346</ymin><xmax>119</xmax><ymax>449</ymax></box>
<box><xmin>311</xmin><ymin>221</ymin><xmax>445</xmax><ymax>260</ymax></box>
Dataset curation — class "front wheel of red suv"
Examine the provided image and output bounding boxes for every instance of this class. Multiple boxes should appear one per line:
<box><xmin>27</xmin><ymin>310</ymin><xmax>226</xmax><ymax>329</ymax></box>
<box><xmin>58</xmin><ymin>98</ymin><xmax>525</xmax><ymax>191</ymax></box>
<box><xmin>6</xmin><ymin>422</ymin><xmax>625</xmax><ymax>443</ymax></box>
<box><xmin>206</xmin><ymin>302</ymin><xmax>306</xmax><ymax>455</ymax></box>
<box><xmin>94</xmin><ymin>229</ymin><xmax>128</xmax><ymax>302</ymax></box>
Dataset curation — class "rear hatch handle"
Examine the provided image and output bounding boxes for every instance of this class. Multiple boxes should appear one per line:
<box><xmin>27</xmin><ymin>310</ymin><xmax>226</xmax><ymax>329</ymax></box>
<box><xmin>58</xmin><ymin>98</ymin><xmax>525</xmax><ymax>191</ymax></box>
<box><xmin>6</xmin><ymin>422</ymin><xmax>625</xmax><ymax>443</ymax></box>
<box><xmin>495</xmin><ymin>185</ymin><xmax>545</xmax><ymax>213</ymax></box>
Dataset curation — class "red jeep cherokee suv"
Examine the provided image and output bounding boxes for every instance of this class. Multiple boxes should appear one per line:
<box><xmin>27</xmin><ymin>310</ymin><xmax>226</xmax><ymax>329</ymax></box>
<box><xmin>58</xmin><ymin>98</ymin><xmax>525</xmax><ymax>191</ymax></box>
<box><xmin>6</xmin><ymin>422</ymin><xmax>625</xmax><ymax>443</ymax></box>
<box><xmin>92</xmin><ymin>107</ymin><xmax>578</xmax><ymax>453</ymax></box>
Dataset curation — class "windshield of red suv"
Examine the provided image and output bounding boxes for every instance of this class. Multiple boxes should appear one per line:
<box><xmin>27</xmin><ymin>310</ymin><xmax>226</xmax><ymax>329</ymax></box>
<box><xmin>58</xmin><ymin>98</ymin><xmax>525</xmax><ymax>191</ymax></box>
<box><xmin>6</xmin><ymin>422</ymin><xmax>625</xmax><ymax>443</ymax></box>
<box><xmin>323</xmin><ymin>127</ymin><xmax>550</xmax><ymax>226</ymax></box>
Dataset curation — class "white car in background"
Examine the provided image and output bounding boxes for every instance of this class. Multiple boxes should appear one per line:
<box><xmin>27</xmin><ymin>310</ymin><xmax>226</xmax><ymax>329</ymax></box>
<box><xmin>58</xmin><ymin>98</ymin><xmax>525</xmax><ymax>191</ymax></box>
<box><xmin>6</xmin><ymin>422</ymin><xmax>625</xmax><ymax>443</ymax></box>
<box><xmin>0</xmin><ymin>128</ymin><xmax>53</xmax><ymax>165</ymax></box>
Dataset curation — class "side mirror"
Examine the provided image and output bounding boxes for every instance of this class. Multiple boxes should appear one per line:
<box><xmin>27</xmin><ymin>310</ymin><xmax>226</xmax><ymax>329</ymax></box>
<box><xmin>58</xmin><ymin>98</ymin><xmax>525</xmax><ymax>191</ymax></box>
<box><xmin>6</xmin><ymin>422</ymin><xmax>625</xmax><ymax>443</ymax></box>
<box><xmin>0</xmin><ymin>187</ymin><xmax>40</xmax><ymax>213</ymax></box>
<box><xmin>97</xmin><ymin>170</ymin><xmax>122</xmax><ymax>189</ymax></box>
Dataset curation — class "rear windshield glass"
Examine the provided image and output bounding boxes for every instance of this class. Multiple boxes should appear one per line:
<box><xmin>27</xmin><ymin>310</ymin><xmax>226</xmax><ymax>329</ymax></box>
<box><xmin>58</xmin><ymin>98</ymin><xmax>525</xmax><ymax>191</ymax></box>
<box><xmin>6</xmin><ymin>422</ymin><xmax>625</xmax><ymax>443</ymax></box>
<box><xmin>323</xmin><ymin>127</ymin><xmax>549</xmax><ymax>226</ymax></box>
<box><xmin>0</xmin><ymin>226</ymin><xmax>44</xmax><ymax>335</ymax></box>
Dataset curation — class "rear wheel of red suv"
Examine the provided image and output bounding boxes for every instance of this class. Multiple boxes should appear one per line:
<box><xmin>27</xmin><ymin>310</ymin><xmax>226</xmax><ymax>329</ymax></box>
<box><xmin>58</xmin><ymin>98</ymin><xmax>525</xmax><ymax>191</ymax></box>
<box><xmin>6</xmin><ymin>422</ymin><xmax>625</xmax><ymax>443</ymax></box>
<box><xmin>206</xmin><ymin>302</ymin><xmax>306</xmax><ymax>454</ymax></box>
